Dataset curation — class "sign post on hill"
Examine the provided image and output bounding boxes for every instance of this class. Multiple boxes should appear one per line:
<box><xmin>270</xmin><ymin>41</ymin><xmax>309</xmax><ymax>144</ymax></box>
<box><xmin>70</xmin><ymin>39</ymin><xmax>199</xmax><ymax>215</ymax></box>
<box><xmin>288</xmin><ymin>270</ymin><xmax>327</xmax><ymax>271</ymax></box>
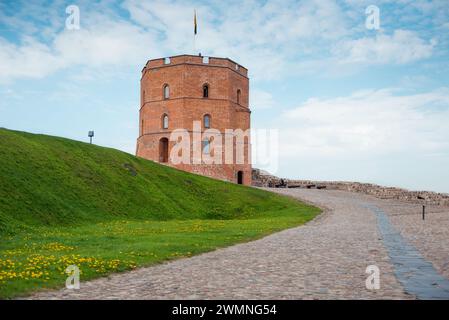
<box><xmin>88</xmin><ymin>131</ymin><xmax>94</xmax><ymax>144</ymax></box>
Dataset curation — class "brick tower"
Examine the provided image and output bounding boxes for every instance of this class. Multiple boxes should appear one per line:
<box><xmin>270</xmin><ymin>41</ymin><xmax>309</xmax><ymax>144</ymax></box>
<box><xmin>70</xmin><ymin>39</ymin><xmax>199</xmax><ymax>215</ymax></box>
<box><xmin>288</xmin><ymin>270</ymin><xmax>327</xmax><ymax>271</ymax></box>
<box><xmin>136</xmin><ymin>54</ymin><xmax>252</xmax><ymax>185</ymax></box>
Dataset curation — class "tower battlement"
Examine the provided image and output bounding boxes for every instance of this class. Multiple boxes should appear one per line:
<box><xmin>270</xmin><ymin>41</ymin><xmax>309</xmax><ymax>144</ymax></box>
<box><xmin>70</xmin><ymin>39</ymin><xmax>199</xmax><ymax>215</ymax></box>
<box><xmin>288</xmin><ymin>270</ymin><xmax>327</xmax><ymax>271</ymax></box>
<box><xmin>142</xmin><ymin>54</ymin><xmax>248</xmax><ymax>78</ymax></box>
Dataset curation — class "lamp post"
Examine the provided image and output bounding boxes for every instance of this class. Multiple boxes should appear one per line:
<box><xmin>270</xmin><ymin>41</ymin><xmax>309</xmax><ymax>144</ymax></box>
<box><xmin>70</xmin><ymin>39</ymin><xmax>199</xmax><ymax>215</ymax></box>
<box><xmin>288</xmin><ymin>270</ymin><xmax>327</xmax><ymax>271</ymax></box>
<box><xmin>418</xmin><ymin>195</ymin><xmax>426</xmax><ymax>220</ymax></box>
<box><xmin>88</xmin><ymin>131</ymin><xmax>94</xmax><ymax>144</ymax></box>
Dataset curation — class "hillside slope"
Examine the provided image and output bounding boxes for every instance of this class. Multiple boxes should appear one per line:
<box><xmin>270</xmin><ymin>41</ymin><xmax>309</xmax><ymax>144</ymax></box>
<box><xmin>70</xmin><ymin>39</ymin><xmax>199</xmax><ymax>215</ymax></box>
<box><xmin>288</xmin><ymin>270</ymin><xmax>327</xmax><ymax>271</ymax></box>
<box><xmin>0</xmin><ymin>128</ymin><xmax>321</xmax><ymax>298</ymax></box>
<box><xmin>0</xmin><ymin>128</ymin><xmax>306</xmax><ymax>234</ymax></box>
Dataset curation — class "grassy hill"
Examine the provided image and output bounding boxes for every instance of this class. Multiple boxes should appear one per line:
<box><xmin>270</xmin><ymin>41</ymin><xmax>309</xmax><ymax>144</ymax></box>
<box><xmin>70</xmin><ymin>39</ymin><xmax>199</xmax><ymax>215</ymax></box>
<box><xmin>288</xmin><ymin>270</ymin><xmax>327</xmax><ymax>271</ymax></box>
<box><xmin>0</xmin><ymin>128</ymin><xmax>320</xmax><ymax>298</ymax></box>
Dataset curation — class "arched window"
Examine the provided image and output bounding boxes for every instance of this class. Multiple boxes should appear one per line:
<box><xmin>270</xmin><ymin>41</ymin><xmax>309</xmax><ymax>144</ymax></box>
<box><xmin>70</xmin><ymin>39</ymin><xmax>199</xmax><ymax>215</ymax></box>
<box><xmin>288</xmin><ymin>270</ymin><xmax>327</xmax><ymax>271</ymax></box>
<box><xmin>162</xmin><ymin>114</ymin><xmax>169</xmax><ymax>129</ymax></box>
<box><xmin>203</xmin><ymin>84</ymin><xmax>209</xmax><ymax>98</ymax></box>
<box><xmin>163</xmin><ymin>84</ymin><xmax>170</xmax><ymax>99</ymax></box>
<box><xmin>237</xmin><ymin>89</ymin><xmax>241</xmax><ymax>104</ymax></box>
<box><xmin>203</xmin><ymin>114</ymin><xmax>210</xmax><ymax>128</ymax></box>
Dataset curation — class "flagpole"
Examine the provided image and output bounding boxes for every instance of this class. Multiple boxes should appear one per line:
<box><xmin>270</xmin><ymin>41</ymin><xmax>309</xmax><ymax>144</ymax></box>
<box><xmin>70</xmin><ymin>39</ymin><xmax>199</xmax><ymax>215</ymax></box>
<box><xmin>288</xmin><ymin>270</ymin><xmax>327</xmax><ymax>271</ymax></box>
<box><xmin>194</xmin><ymin>9</ymin><xmax>197</xmax><ymax>54</ymax></box>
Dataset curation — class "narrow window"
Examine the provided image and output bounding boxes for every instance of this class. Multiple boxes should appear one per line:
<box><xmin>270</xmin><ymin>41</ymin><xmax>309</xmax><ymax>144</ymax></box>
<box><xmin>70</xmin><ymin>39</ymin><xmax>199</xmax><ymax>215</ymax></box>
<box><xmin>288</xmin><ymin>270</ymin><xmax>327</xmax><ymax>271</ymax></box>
<box><xmin>202</xmin><ymin>139</ymin><xmax>210</xmax><ymax>154</ymax></box>
<box><xmin>203</xmin><ymin>84</ymin><xmax>209</xmax><ymax>98</ymax></box>
<box><xmin>141</xmin><ymin>119</ymin><xmax>144</xmax><ymax>135</ymax></box>
<box><xmin>203</xmin><ymin>114</ymin><xmax>210</xmax><ymax>128</ymax></box>
<box><xmin>164</xmin><ymin>57</ymin><xmax>171</xmax><ymax>64</ymax></box>
<box><xmin>237</xmin><ymin>89</ymin><xmax>241</xmax><ymax>104</ymax></box>
<box><xmin>162</xmin><ymin>114</ymin><xmax>169</xmax><ymax>129</ymax></box>
<box><xmin>163</xmin><ymin>84</ymin><xmax>170</xmax><ymax>99</ymax></box>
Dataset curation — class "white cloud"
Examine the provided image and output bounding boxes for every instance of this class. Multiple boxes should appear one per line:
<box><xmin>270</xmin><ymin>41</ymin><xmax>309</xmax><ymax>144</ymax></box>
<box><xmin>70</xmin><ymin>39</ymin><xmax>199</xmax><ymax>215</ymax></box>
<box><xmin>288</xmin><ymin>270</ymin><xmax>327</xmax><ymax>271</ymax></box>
<box><xmin>267</xmin><ymin>87</ymin><xmax>449</xmax><ymax>191</ymax></box>
<box><xmin>0</xmin><ymin>0</ymin><xmax>444</xmax><ymax>83</ymax></box>
<box><xmin>279</xmin><ymin>88</ymin><xmax>449</xmax><ymax>158</ymax></box>
<box><xmin>0</xmin><ymin>10</ymin><xmax>161</xmax><ymax>82</ymax></box>
<box><xmin>250</xmin><ymin>89</ymin><xmax>275</xmax><ymax>110</ymax></box>
<box><xmin>53</xmin><ymin>22</ymin><xmax>158</xmax><ymax>66</ymax></box>
<box><xmin>333</xmin><ymin>30</ymin><xmax>436</xmax><ymax>65</ymax></box>
<box><xmin>0</xmin><ymin>37</ymin><xmax>63</xmax><ymax>80</ymax></box>
<box><xmin>122</xmin><ymin>0</ymin><xmax>351</xmax><ymax>80</ymax></box>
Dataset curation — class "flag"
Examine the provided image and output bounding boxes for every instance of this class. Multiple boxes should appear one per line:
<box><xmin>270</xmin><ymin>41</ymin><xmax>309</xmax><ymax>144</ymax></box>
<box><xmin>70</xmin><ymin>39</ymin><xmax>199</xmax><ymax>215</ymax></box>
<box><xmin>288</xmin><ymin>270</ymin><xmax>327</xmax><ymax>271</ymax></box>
<box><xmin>194</xmin><ymin>10</ymin><xmax>197</xmax><ymax>35</ymax></box>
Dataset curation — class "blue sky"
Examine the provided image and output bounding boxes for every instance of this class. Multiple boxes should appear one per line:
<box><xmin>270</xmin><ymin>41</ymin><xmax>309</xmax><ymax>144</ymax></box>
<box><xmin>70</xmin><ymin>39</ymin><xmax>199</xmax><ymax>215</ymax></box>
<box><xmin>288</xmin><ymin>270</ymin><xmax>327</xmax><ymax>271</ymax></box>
<box><xmin>1</xmin><ymin>0</ymin><xmax>449</xmax><ymax>192</ymax></box>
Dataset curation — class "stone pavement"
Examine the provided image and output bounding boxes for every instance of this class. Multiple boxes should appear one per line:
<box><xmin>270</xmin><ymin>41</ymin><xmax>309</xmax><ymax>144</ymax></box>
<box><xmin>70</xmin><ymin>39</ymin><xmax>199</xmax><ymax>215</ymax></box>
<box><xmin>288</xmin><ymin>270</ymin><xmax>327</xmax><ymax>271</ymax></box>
<box><xmin>25</xmin><ymin>189</ymin><xmax>449</xmax><ymax>299</ymax></box>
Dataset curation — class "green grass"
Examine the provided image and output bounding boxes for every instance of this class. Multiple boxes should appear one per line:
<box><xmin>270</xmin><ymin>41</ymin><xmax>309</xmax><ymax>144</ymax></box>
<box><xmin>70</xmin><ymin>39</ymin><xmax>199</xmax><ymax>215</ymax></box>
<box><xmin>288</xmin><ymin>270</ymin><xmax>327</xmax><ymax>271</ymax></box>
<box><xmin>0</xmin><ymin>128</ymin><xmax>320</xmax><ymax>299</ymax></box>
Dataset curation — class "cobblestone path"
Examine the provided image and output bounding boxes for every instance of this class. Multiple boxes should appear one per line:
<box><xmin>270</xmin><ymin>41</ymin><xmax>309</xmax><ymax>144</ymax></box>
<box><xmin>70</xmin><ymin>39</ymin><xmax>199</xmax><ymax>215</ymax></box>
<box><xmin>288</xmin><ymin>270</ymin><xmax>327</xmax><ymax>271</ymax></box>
<box><xmin>363</xmin><ymin>203</ymin><xmax>449</xmax><ymax>299</ymax></box>
<box><xmin>26</xmin><ymin>189</ymin><xmax>449</xmax><ymax>299</ymax></box>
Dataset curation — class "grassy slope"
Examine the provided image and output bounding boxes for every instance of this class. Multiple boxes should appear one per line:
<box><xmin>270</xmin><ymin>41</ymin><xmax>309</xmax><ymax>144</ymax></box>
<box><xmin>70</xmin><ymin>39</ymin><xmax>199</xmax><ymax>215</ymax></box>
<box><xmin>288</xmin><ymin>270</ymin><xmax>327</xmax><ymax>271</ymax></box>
<box><xmin>0</xmin><ymin>128</ymin><xmax>320</xmax><ymax>298</ymax></box>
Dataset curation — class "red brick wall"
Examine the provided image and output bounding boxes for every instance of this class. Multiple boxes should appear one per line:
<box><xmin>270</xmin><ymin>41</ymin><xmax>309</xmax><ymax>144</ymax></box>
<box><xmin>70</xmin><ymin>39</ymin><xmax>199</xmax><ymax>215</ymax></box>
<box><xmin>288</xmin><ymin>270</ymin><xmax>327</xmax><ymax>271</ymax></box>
<box><xmin>136</xmin><ymin>55</ymin><xmax>252</xmax><ymax>185</ymax></box>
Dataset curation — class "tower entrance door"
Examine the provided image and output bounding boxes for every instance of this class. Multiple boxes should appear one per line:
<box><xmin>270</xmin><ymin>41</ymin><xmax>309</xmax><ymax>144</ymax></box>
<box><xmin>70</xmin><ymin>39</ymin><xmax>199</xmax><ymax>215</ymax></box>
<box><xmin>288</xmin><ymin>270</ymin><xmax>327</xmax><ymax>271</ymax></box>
<box><xmin>159</xmin><ymin>138</ymin><xmax>169</xmax><ymax>163</ymax></box>
<box><xmin>237</xmin><ymin>171</ymin><xmax>244</xmax><ymax>184</ymax></box>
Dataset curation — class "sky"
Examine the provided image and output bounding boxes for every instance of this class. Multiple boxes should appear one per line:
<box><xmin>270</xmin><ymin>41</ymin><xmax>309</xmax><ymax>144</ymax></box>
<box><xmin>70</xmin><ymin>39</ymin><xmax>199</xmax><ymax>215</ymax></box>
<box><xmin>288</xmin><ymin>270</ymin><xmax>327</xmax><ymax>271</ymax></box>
<box><xmin>0</xmin><ymin>0</ymin><xmax>449</xmax><ymax>193</ymax></box>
